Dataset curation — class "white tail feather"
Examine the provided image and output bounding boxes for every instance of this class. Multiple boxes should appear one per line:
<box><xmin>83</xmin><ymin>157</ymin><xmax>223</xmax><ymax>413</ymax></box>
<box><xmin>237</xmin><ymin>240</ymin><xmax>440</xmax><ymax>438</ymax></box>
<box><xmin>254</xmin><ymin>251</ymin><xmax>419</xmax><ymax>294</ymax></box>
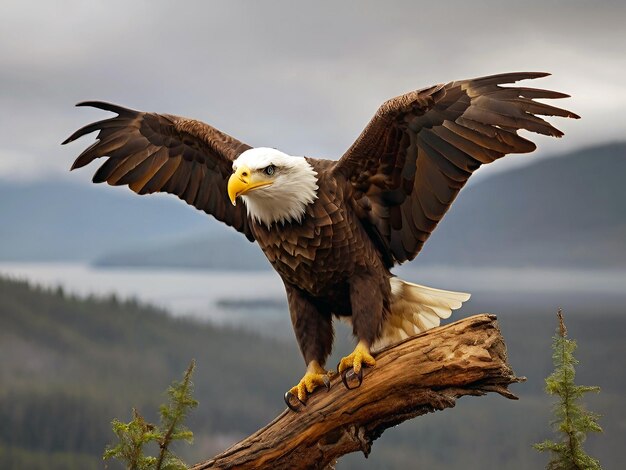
<box><xmin>371</xmin><ymin>278</ymin><xmax>471</xmax><ymax>352</ymax></box>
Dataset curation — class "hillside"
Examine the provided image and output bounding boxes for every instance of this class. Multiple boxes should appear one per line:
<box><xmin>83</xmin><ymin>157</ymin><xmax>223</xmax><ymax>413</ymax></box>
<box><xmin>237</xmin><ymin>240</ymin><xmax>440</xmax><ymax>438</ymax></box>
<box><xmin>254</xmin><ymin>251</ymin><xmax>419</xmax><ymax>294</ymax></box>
<box><xmin>0</xmin><ymin>275</ymin><xmax>623</xmax><ymax>469</ymax></box>
<box><xmin>0</xmin><ymin>275</ymin><xmax>301</xmax><ymax>469</ymax></box>
<box><xmin>92</xmin><ymin>142</ymin><xmax>626</xmax><ymax>270</ymax></box>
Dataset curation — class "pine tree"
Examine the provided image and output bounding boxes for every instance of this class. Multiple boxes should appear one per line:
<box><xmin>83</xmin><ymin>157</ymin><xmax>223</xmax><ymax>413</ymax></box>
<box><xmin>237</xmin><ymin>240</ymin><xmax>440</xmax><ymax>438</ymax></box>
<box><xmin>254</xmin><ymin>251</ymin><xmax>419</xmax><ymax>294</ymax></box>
<box><xmin>534</xmin><ymin>309</ymin><xmax>603</xmax><ymax>469</ymax></box>
<box><xmin>104</xmin><ymin>360</ymin><xmax>198</xmax><ymax>470</ymax></box>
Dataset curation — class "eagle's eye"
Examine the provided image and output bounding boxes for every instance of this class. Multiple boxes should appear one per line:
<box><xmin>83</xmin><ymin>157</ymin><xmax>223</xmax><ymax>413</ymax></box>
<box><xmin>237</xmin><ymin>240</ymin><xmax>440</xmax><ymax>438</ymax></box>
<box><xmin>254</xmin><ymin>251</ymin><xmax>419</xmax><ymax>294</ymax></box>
<box><xmin>264</xmin><ymin>165</ymin><xmax>275</xmax><ymax>176</ymax></box>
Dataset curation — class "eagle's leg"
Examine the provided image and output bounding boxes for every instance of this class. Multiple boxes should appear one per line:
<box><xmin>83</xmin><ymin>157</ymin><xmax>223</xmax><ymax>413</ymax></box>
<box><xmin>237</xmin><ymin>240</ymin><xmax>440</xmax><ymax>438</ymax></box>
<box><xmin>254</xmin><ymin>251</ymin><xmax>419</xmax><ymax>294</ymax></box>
<box><xmin>284</xmin><ymin>284</ymin><xmax>334</xmax><ymax>411</ymax></box>
<box><xmin>337</xmin><ymin>272</ymin><xmax>386</xmax><ymax>389</ymax></box>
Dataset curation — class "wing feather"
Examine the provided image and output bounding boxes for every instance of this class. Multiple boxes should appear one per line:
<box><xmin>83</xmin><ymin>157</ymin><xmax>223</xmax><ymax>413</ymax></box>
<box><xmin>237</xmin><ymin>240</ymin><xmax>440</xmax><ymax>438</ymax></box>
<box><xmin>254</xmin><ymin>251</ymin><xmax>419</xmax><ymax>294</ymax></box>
<box><xmin>140</xmin><ymin>155</ymin><xmax>182</xmax><ymax>194</ymax></box>
<box><xmin>64</xmin><ymin>102</ymin><xmax>254</xmax><ymax>240</ymax></box>
<box><xmin>334</xmin><ymin>72</ymin><xmax>578</xmax><ymax>265</ymax></box>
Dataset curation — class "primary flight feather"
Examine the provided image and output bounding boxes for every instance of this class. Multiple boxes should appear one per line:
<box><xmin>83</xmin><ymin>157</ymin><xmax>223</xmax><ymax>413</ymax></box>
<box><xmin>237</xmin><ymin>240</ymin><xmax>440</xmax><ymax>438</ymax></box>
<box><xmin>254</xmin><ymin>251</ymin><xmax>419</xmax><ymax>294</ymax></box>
<box><xmin>64</xmin><ymin>72</ymin><xmax>578</xmax><ymax>409</ymax></box>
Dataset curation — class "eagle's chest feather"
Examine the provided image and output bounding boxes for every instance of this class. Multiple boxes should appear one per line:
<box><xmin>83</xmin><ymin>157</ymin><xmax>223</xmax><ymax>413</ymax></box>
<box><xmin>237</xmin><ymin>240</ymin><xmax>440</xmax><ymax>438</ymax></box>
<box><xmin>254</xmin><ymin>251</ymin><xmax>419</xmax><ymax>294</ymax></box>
<box><xmin>251</xmin><ymin>185</ymin><xmax>380</xmax><ymax>297</ymax></box>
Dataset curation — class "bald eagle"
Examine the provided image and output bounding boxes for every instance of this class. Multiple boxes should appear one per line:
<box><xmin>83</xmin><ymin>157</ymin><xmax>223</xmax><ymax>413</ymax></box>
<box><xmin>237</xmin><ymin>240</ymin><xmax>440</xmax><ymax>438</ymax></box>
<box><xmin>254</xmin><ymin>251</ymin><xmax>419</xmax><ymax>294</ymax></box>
<box><xmin>64</xmin><ymin>72</ymin><xmax>578</xmax><ymax>410</ymax></box>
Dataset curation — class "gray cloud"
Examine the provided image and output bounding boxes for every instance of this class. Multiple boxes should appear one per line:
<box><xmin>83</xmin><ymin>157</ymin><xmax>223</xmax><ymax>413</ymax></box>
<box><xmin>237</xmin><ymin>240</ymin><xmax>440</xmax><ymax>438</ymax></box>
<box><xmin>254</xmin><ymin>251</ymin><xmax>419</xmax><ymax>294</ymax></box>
<box><xmin>1</xmin><ymin>0</ymin><xmax>625</xmax><ymax>182</ymax></box>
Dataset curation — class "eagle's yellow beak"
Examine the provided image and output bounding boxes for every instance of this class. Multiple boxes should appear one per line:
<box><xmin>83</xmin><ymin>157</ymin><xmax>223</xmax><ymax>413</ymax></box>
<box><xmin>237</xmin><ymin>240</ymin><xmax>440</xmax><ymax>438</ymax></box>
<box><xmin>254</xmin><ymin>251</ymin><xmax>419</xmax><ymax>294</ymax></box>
<box><xmin>227</xmin><ymin>165</ymin><xmax>273</xmax><ymax>206</ymax></box>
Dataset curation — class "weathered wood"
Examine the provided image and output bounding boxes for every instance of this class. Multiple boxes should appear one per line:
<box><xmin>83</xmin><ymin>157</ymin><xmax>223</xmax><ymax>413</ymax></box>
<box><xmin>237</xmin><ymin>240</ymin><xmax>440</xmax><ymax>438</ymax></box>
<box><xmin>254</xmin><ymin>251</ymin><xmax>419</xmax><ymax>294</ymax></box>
<box><xmin>191</xmin><ymin>314</ymin><xmax>524</xmax><ymax>470</ymax></box>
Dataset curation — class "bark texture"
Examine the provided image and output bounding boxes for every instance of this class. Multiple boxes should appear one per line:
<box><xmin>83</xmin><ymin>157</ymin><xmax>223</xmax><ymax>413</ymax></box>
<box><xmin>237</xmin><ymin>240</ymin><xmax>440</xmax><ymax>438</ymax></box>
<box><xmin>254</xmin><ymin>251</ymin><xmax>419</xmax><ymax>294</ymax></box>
<box><xmin>191</xmin><ymin>314</ymin><xmax>524</xmax><ymax>470</ymax></box>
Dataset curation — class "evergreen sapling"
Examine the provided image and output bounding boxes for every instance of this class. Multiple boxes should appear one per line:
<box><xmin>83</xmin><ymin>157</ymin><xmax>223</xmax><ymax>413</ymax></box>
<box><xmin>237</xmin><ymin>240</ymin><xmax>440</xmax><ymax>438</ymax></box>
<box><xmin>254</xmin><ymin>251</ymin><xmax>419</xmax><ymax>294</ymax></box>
<box><xmin>104</xmin><ymin>360</ymin><xmax>198</xmax><ymax>470</ymax></box>
<box><xmin>534</xmin><ymin>309</ymin><xmax>602</xmax><ymax>469</ymax></box>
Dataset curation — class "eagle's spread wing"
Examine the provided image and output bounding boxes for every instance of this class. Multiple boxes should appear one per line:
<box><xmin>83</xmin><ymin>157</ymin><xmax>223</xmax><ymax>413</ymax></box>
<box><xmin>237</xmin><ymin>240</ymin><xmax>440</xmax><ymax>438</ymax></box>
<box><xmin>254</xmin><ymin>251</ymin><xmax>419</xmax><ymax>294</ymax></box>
<box><xmin>63</xmin><ymin>102</ymin><xmax>254</xmax><ymax>240</ymax></box>
<box><xmin>334</xmin><ymin>72</ymin><xmax>579</xmax><ymax>265</ymax></box>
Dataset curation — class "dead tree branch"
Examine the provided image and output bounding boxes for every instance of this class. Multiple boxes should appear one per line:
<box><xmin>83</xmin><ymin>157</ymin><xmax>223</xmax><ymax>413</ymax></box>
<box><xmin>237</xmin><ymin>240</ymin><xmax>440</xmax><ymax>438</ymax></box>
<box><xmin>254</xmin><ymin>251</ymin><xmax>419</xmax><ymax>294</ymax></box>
<box><xmin>191</xmin><ymin>314</ymin><xmax>524</xmax><ymax>469</ymax></box>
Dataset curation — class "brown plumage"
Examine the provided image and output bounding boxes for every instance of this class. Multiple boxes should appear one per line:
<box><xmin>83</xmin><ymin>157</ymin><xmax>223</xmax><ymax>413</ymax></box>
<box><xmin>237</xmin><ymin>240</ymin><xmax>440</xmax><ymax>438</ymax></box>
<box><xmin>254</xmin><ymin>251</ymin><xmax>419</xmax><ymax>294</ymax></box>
<box><xmin>64</xmin><ymin>101</ymin><xmax>254</xmax><ymax>239</ymax></box>
<box><xmin>64</xmin><ymin>72</ymin><xmax>578</xmax><ymax>406</ymax></box>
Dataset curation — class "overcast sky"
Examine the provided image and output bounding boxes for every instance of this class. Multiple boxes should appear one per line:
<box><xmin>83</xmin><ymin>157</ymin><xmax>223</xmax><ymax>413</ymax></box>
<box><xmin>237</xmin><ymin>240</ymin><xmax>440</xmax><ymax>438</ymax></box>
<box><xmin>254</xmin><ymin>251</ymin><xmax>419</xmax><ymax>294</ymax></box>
<box><xmin>1</xmin><ymin>0</ymin><xmax>625</xmax><ymax>183</ymax></box>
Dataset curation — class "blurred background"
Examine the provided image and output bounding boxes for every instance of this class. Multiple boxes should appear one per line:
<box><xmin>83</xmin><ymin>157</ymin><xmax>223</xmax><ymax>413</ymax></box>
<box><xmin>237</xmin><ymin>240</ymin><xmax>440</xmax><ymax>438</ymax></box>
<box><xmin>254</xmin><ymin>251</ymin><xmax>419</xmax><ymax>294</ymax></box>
<box><xmin>1</xmin><ymin>1</ymin><xmax>625</xmax><ymax>468</ymax></box>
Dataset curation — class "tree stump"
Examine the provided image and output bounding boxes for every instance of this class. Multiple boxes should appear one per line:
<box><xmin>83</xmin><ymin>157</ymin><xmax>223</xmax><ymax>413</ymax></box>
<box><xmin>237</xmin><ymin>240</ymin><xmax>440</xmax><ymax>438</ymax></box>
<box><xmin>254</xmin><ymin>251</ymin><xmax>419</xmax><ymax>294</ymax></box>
<box><xmin>191</xmin><ymin>314</ymin><xmax>524</xmax><ymax>469</ymax></box>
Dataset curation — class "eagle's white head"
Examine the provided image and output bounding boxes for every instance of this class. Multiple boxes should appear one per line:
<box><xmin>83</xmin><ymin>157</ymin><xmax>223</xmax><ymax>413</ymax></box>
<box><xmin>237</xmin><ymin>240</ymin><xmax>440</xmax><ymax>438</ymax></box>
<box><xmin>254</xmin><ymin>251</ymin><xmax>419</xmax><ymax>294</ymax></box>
<box><xmin>228</xmin><ymin>147</ymin><xmax>318</xmax><ymax>228</ymax></box>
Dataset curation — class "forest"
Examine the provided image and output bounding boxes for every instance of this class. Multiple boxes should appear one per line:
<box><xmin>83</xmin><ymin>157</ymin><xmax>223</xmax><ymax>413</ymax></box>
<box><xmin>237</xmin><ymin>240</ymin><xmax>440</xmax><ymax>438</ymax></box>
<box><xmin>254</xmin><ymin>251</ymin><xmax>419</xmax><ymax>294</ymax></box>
<box><xmin>0</xmin><ymin>275</ymin><xmax>620</xmax><ymax>469</ymax></box>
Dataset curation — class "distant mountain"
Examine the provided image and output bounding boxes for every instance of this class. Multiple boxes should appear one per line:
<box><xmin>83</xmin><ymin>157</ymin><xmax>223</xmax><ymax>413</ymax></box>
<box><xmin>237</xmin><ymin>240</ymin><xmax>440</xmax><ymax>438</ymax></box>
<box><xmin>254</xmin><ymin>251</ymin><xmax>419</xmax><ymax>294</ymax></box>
<box><xmin>2</xmin><ymin>143</ymin><xmax>624</xmax><ymax>268</ymax></box>
<box><xmin>94</xmin><ymin>231</ymin><xmax>267</xmax><ymax>270</ymax></box>
<box><xmin>94</xmin><ymin>142</ymin><xmax>626</xmax><ymax>269</ymax></box>
<box><xmin>414</xmin><ymin>142</ymin><xmax>626</xmax><ymax>268</ymax></box>
<box><xmin>0</xmin><ymin>179</ymin><xmax>236</xmax><ymax>261</ymax></box>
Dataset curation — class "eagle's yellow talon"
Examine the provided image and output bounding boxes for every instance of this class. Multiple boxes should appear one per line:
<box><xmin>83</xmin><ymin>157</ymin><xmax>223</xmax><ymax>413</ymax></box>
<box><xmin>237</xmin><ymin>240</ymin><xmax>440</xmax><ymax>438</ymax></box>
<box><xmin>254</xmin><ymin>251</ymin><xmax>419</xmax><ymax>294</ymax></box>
<box><xmin>338</xmin><ymin>340</ymin><xmax>376</xmax><ymax>375</ymax></box>
<box><xmin>285</xmin><ymin>360</ymin><xmax>332</xmax><ymax>410</ymax></box>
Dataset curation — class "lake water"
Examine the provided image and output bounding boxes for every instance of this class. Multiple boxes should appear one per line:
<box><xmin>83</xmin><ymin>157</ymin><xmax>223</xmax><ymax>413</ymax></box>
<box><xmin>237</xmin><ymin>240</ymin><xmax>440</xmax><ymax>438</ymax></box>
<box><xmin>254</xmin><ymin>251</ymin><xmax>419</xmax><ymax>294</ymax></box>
<box><xmin>0</xmin><ymin>262</ymin><xmax>286</xmax><ymax>324</ymax></box>
<box><xmin>1</xmin><ymin>262</ymin><xmax>624</xmax><ymax>325</ymax></box>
